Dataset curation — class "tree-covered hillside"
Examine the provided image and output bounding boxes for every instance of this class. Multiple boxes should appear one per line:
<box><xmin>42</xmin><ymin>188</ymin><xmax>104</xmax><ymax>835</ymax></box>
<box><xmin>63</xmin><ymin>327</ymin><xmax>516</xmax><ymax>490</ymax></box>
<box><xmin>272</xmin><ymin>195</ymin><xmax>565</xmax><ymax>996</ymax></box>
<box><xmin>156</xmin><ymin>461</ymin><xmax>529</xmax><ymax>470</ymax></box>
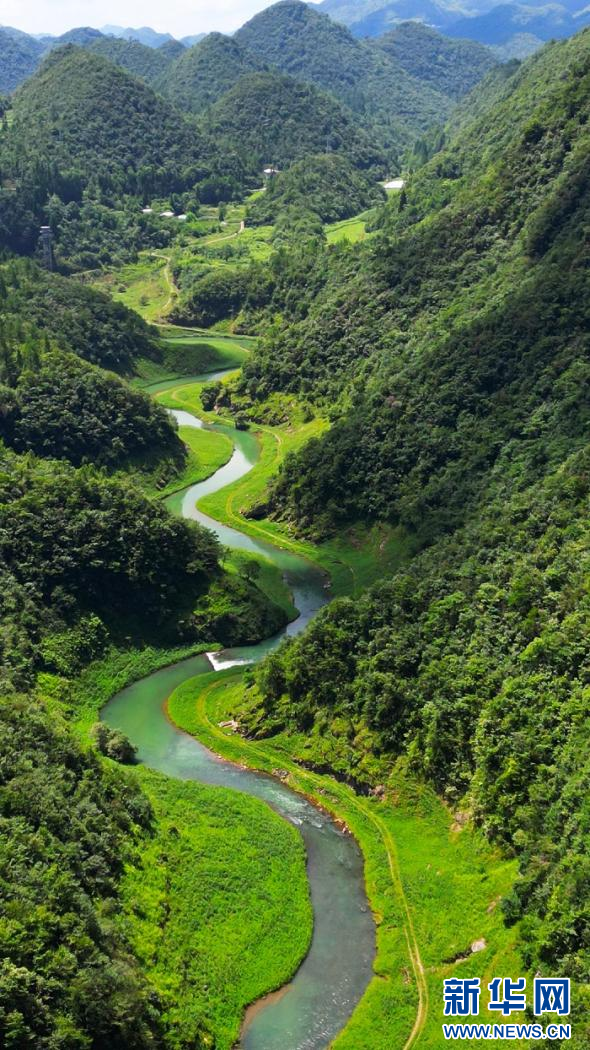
<box><xmin>247</xmin><ymin>154</ymin><xmax>386</xmax><ymax>225</ymax></box>
<box><xmin>3</xmin><ymin>47</ymin><xmax>206</xmax><ymax>195</ymax></box>
<box><xmin>0</xmin><ymin>695</ymin><xmax>161</xmax><ymax>1048</ymax></box>
<box><xmin>238</xmin><ymin>29</ymin><xmax>590</xmax><ymax>507</ymax></box>
<box><xmin>0</xmin><ymin>26</ymin><xmax>45</xmax><ymax>92</ymax></box>
<box><xmin>234</xmin><ymin>0</ymin><xmax>453</xmax><ymax>158</ymax></box>
<box><xmin>0</xmin><ymin>46</ymin><xmax>245</xmax><ymax>266</ymax></box>
<box><xmin>158</xmin><ymin>33</ymin><xmax>267</xmax><ymax>114</ymax></box>
<box><xmin>0</xmin><ymin>260</ymin><xmax>160</xmax><ymax>372</ymax></box>
<box><xmin>221</xmin><ymin>28</ymin><xmax>590</xmax><ymax>1014</ymax></box>
<box><xmin>374</xmin><ymin>21</ymin><xmax>498</xmax><ymax>99</ymax></box>
<box><xmin>0</xmin><ymin>261</ymin><xmax>183</xmax><ymax>472</ymax></box>
<box><xmin>207</xmin><ymin>71</ymin><xmax>388</xmax><ymax>175</ymax></box>
<box><xmin>87</xmin><ymin>35</ymin><xmax>176</xmax><ymax>85</ymax></box>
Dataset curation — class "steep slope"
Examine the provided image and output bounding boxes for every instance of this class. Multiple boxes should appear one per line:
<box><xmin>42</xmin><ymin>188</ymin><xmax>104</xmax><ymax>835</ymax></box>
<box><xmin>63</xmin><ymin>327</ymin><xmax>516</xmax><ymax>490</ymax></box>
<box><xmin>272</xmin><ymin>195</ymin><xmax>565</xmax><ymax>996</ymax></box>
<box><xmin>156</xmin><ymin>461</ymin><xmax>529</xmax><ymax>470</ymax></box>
<box><xmin>1</xmin><ymin>261</ymin><xmax>159</xmax><ymax>373</ymax></box>
<box><xmin>491</xmin><ymin>31</ymin><xmax>544</xmax><ymax>58</ymax></box>
<box><xmin>3</xmin><ymin>47</ymin><xmax>205</xmax><ymax>192</ymax></box>
<box><xmin>87</xmin><ymin>35</ymin><xmax>176</xmax><ymax>85</ymax></box>
<box><xmin>0</xmin><ymin>44</ymin><xmax>253</xmax><ymax>266</ymax></box>
<box><xmin>0</xmin><ymin>26</ymin><xmax>45</xmax><ymax>92</ymax></box>
<box><xmin>236</xmin><ymin>27</ymin><xmax>590</xmax><ymax>1005</ymax></box>
<box><xmin>159</xmin><ymin>33</ymin><xmax>267</xmax><ymax>114</ymax></box>
<box><xmin>373</xmin><ymin>21</ymin><xmax>498</xmax><ymax>99</ymax></box>
<box><xmin>55</xmin><ymin>26</ymin><xmax>104</xmax><ymax>46</ymax></box>
<box><xmin>0</xmin><ymin>45</ymin><xmax>229</xmax><ymax>261</ymax></box>
<box><xmin>350</xmin><ymin>0</ymin><xmax>460</xmax><ymax>35</ymax></box>
<box><xmin>207</xmin><ymin>70</ymin><xmax>388</xmax><ymax>173</ymax></box>
<box><xmin>234</xmin><ymin>1</ymin><xmax>453</xmax><ymax>152</ymax></box>
<box><xmin>237</xmin><ymin>28</ymin><xmax>590</xmax><ymax>532</ymax></box>
<box><xmin>247</xmin><ymin>153</ymin><xmax>386</xmax><ymax>225</ymax></box>
<box><xmin>0</xmin><ymin>260</ymin><xmax>181</xmax><ymax>472</ymax></box>
<box><xmin>0</xmin><ymin>696</ymin><xmax>161</xmax><ymax>1047</ymax></box>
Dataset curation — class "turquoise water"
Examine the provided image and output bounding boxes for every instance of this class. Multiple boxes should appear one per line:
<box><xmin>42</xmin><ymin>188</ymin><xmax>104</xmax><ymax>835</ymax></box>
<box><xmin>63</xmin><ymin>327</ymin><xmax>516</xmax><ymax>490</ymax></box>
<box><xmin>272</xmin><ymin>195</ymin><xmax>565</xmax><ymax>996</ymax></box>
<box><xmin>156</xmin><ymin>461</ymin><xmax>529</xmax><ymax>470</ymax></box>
<box><xmin>102</xmin><ymin>378</ymin><xmax>375</xmax><ymax>1049</ymax></box>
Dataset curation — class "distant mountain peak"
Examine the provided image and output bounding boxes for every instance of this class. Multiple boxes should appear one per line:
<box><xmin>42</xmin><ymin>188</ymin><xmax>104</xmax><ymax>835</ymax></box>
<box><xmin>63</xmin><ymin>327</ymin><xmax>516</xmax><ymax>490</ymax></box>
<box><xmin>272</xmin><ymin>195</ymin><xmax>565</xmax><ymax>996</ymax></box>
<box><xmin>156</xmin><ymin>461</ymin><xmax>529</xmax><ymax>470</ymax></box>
<box><xmin>100</xmin><ymin>25</ymin><xmax>176</xmax><ymax>48</ymax></box>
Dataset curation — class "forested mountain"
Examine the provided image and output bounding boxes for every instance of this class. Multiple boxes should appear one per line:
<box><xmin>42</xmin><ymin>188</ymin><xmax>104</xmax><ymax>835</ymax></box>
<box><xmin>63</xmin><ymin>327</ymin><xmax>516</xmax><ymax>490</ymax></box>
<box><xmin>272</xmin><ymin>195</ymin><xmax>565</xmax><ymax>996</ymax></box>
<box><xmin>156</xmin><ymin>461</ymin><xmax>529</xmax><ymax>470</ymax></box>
<box><xmin>0</xmin><ymin>26</ymin><xmax>45</xmax><ymax>92</ymax></box>
<box><xmin>0</xmin><ymin>260</ymin><xmax>159</xmax><ymax>372</ymax></box>
<box><xmin>88</xmin><ymin>35</ymin><xmax>177</xmax><ymax>85</ymax></box>
<box><xmin>374</xmin><ymin>21</ymin><xmax>498</xmax><ymax>99</ymax></box>
<box><xmin>239</xmin><ymin>29</ymin><xmax>590</xmax><ymax>472</ymax></box>
<box><xmin>158</xmin><ymin>33</ymin><xmax>267</xmax><ymax>114</ymax></box>
<box><xmin>55</xmin><ymin>26</ymin><xmax>104</xmax><ymax>46</ymax></box>
<box><xmin>0</xmin><ymin>46</ymin><xmax>244</xmax><ymax>266</ymax></box>
<box><xmin>234</xmin><ymin>1</ymin><xmax>454</xmax><ymax>155</ymax></box>
<box><xmin>0</xmin><ymin>261</ymin><xmax>182</xmax><ymax>471</ymax></box>
<box><xmin>247</xmin><ymin>154</ymin><xmax>386</xmax><ymax>225</ymax></box>
<box><xmin>3</xmin><ymin>47</ymin><xmax>206</xmax><ymax>194</ymax></box>
<box><xmin>319</xmin><ymin>0</ymin><xmax>590</xmax><ymax>56</ymax></box>
<box><xmin>207</xmin><ymin>70</ymin><xmax>388</xmax><ymax>173</ymax></box>
<box><xmin>318</xmin><ymin>0</ymin><xmax>464</xmax><ymax>35</ymax></box>
<box><xmin>0</xmin><ymin>695</ymin><xmax>161</xmax><ymax>1048</ymax></box>
<box><xmin>227</xmin><ymin>27</ymin><xmax>590</xmax><ymax>995</ymax></box>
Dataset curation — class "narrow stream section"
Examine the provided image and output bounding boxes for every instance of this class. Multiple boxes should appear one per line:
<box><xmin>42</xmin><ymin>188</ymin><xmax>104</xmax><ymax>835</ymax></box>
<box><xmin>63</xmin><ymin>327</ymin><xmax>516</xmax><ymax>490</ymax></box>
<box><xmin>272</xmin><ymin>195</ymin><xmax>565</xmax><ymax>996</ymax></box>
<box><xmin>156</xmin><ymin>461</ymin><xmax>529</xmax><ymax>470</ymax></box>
<box><xmin>102</xmin><ymin>375</ymin><xmax>376</xmax><ymax>1050</ymax></box>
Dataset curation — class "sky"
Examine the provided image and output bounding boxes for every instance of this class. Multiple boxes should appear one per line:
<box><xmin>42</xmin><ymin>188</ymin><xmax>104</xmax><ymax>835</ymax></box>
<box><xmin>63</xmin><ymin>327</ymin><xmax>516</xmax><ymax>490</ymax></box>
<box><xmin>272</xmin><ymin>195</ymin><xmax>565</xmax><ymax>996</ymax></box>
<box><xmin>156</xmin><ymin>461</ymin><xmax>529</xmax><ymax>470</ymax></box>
<box><xmin>0</xmin><ymin>0</ymin><xmax>321</xmax><ymax>38</ymax></box>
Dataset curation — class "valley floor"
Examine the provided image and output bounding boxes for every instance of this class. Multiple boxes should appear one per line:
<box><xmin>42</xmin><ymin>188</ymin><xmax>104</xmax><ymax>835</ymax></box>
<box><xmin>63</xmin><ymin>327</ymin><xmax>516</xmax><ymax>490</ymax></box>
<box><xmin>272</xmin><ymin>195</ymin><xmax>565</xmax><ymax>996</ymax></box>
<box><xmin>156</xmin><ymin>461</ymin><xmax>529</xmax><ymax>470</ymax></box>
<box><xmin>78</xmin><ymin>204</ymin><xmax>531</xmax><ymax>1049</ymax></box>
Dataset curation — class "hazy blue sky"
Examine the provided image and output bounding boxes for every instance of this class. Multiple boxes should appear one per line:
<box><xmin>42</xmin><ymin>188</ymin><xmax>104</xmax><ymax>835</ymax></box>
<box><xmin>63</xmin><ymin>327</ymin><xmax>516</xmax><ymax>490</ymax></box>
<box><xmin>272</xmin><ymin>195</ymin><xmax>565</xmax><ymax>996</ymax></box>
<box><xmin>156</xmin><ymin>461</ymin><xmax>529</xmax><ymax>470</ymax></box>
<box><xmin>2</xmin><ymin>0</ymin><xmax>320</xmax><ymax>37</ymax></box>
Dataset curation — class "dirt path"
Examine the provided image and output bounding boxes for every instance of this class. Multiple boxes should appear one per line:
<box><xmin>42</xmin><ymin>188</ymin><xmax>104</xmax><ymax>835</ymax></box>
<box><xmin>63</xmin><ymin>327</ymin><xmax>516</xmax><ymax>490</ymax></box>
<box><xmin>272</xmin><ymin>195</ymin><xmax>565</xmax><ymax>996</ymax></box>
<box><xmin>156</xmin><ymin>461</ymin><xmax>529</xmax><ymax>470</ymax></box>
<box><xmin>158</xmin><ymin>254</ymin><xmax>176</xmax><ymax>318</ymax></box>
<box><xmin>356</xmin><ymin>801</ymin><xmax>429</xmax><ymax>1048</ymax></box>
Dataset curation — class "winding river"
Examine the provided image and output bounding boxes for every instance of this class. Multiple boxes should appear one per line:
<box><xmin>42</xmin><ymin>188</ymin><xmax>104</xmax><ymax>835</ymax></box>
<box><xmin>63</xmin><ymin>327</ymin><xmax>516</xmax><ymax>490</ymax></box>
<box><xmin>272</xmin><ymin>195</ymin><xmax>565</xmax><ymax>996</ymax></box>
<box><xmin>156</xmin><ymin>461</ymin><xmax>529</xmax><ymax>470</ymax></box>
<box><xmin>102</xmin><ymin>373</ymin><xmax>376</xmax><ymax>1049</ymax></box>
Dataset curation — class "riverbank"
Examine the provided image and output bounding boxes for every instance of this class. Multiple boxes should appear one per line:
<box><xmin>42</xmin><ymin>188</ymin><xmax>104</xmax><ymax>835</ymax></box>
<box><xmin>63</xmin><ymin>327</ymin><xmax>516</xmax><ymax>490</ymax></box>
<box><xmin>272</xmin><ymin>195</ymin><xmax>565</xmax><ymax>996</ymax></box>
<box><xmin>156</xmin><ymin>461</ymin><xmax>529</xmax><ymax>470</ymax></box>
<box><xmin>121</xmin><ymin>765</ymin><xmax>313</xmax><ymax>1050</ymax></box>
<box><xmin>169</xmin><ymin>672</ymin><xmax>528</xmax><ymax>1049</ymax></box>
<box><xmin>97</xmin><ymin>361</ymin><xmax>525</xmax><ymax>1048</ymax></box>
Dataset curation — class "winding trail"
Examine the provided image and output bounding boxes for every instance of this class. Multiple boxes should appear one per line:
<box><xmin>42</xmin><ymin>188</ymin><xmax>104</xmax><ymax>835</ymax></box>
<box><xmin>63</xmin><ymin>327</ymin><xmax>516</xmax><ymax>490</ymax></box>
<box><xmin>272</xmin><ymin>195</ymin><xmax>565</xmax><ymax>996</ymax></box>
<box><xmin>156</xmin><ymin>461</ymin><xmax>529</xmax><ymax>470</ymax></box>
<box><xmin>150</xmin><ymin>252</ymin><xmax>176</xmax><ymax>319</ymax></box>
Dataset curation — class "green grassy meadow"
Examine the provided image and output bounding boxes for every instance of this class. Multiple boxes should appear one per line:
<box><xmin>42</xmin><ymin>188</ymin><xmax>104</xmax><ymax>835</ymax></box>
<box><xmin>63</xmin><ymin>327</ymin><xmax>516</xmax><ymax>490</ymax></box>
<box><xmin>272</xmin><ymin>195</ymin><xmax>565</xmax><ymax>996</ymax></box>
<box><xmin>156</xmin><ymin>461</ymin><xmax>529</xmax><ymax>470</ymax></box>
<box><xmin>325</xmin><ymin>212</ymin><xmax>373</xmax><ymax>245</ymax></box>
<box><xmin>134</xmin><ymin>332</ymin><xmax>251</xmax><ymax>387</ymax></box>
<box><xmin>122</xmin><ymin>766</ymin><xmax>312</xmax><ymax>1050</ymax></box>
<box><xmin>160</xmin><ymin>425</ymin><xmax>233</xmax><ymax>497</ymax></box>
<box><xmin>92</xmin><ymin>254</ymin><xmax>172</xmax><ymax>321</ymax></box>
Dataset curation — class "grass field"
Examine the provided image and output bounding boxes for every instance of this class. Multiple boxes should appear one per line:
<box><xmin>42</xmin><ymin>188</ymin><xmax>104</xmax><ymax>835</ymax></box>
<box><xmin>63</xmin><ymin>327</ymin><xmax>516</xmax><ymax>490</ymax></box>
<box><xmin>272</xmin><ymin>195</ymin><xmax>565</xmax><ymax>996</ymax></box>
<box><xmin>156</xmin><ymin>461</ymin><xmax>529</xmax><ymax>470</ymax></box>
<box><xmin>325</xmin><ymin>213</ymin><xmax>373</xmax><ymax>245</ymax></box>
<box><xmin>122</xmin><ymin>766</ymin><xmax>312</xmax><ymax>1050</ymax></box>
<box><xmin>92</xmin><ymin>254</ymin><xmax>172</xmax><ymax>322</ymax></box>
<box><xmin>169</xmin><ymin>673</ymin><xmax>528</xmax><ymax>1050</ymax></box>
<box><xmin>134</xmin><ymin>333</ymin><xmax>251</xmax><ymax>387</ymax></box>
<box><xmin>160</xmin><ymin>425</ymin><xmax>234</xmax><ymax>498</ymax></box>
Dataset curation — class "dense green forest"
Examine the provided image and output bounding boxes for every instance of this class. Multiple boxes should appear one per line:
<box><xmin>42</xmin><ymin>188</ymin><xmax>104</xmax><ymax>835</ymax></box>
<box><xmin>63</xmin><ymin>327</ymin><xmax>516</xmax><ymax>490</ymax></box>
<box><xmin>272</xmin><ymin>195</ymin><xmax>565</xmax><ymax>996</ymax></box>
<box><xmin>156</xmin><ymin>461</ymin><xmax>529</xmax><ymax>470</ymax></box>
<box><xmin>1</xmin><ymin>350</ymin><xmax>183</xmax><ymax>469</ymax></box>
<box><xmin>214</xmin><ymin>26</ymin><xmax>590</xmax><ymax>1021</ymax></box>
<box><xmin>87</xmin><ymin>35</ymin><xmax>177</xmax><ymax>85</ymax></box>
<box><xmin>0</xmin><ymin>260</ymin><xmax>160</xmax><ymax>372</ymax></box>
<box><xmin>234</xmin><ymin>0</ymin><xmax>453</xmax><ymax>155</ymax></box>
<box><xmin>158</xmin><ymin>33</ymin><xmax>267</xmax><ymax>114</ymax></box>
<box><xmin>0</xmin><ymin>47</ymin><xmax>244</xmax><ymax>266</ymax></box>
<box><xmin>3</xmin><ymin>48</ymin><xmax>207</xmax><ymax>194</ymax></box>
<box><xmin>0</xmin><ymin>27</ymin><xmax>45</xmax><ymax>92</ymax></box>
<box><xmin>373</xmin><ymin>21</ymin><xmax>498</xmax><ymax>100</ymax></box>
<box><xmin>0</xmin><ymin>695</ymin><xmax>161</xmax><ymax>1048</ymax></box>
<box><xmin>207</xmin><ymin>70</ymin><xmax>388</xmax><ymax>174</ymax></box>
<box><xmin>247</xmin><ymin>154</ymin><xmax>386</xmax><ymax>225</ymax></box>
